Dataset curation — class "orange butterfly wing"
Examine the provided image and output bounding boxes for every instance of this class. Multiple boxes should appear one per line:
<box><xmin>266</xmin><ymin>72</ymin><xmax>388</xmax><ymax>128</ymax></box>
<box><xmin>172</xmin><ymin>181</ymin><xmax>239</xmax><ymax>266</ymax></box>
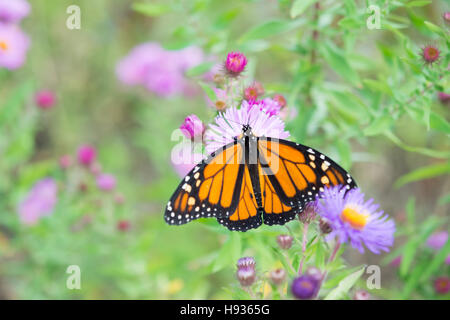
<box><xmin>165</xmin><ymin>141</ymin><xmax>244</xmax><ymax>225</ymax></box>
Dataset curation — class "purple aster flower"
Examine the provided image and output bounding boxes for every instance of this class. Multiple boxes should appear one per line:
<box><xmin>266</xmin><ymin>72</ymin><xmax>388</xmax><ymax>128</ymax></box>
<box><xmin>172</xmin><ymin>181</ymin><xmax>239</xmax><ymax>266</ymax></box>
<box><xmin>426</xmin><ymin>231</ymin><xmax>448</xmax><ymax>250</ymax></box>
<box><xmin>315</xmin><ymin>186</ymin><xmax>395</xmax><ymax>254</ymax></box>
<box><xmin>291</xmin><ymin>274</ymin><xmax>320</xmax><ymax>300</ymax></box>
<box><xmin>18</xmin><ymin>178</ymin><xmax>58</xmax><ymax>225</ymax></box>
<box><xmin>96</xmin><ymin>173</ymin><xmax>116</xmax><ymax>191</ymax></box>
<box><xmin>204</xmin><ymin>101</ymin><xmax>290</xmax><ymax>154</ymax></box>
<box><xmin>0</xmin><ymin>0</ymin><xmax>30</xmax><ymax>24</ymax></box>
<box><xmin>179</xmin><ymin>114</ymin><xmax>205</xmax><ymax>141</ymax></box>
<box><xmin>0</xmin><ymin>24</ymin><xmax>30</xmax><ymax>70</ymax></box>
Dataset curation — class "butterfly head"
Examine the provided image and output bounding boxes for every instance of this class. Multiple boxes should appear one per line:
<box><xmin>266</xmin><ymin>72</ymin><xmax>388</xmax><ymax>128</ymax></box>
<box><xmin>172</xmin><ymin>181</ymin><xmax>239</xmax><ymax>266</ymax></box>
<box><xmin>242</xmin><ymin>124</ymin><xmax>252</xmax><ymax>135</ymax></box>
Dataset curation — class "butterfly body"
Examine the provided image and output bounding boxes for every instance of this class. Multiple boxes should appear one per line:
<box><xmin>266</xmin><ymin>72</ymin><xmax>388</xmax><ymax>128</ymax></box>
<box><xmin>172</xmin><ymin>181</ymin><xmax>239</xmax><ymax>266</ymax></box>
<box><xmin>165</xmin><ymin>125</ymin><xmax>357</xmax><ymax>232</ymax></box>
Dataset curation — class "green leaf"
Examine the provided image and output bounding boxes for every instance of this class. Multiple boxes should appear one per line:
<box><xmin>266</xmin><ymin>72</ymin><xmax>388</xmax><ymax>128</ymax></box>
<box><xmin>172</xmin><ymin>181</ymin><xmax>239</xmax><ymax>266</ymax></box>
<box><xmin>364</xmin><ymin>115</ymin><xmax>394</xmax><ymax>136</ymax></box>
<box><xmin>320</xmin><ymin>42</ymin><xmax>361</xmax><ymax>86</ymax></box>
<box><xmin>185</xmin><ymin>62</ymin><xmax>215</xmax><ymax>77</ymax></box>
<box><xmin>132</xmin><ymin>2</ymin><xmax>171</xmax><ymax>17</ymax></box>
<box><xmin>211</xmin><ymin>233</ymin><xmax>241</xmax><ymax>273</ymax></box>
<box><xmin>419</xmin><ymin>239</ymin><xmax>450</xmax><ymax>283</ymax></box>
<box><xmin>406</xmin><ymin>0</ymin><xmax>432</xmax><ymax>7</ymax></box>
<box><xmin>423</xmin><ymin>21</ymin><xmax>446</xmax><ymax>37</ymax></box>
<box><xmin>384</xmin><ymin>131</ymin><xmax>450</xmax><ymax>159</ymax></box>
<box><xmin>290</xmin><ymin>0</ymin><xmax>316</xmax><ymax>18</ymax></box>
<box><xmin>198</xmin><ymin>81</ymin><xmax>217</xmax><ymax>102</ymax></box>
<box><xmin>399</xmin><ymin>217</ymin><xmax>441</xmax><ymax>277</ymax></box>
<box><xmin>394</xmin><ymin>162</ymin><xmax>450</xmax><ymax>188</ymax></box>
<box><xmin>324</xmin><ymin>266</ymin><xmax>366</xmax><ymax>300</ymax></box>
<box><xmin>238</xmin><ymin>19</ymin><xmax>305</xmax><ymax>43</ymax></box>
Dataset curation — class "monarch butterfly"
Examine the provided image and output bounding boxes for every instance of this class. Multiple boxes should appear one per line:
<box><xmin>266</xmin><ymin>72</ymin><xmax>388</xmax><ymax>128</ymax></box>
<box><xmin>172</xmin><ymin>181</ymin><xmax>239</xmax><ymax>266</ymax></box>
<box><xmin>165</xmin><ymin>124</ymin><xmax>357</xmax><ymax>231</ymax></box>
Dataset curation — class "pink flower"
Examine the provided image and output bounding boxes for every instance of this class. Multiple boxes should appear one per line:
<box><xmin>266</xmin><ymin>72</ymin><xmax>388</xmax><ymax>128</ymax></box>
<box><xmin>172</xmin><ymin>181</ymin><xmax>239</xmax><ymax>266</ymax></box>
<box><xmin>77</xmin><ymin>144</ymin><xmax>97</xmax><ymax>166</ymax></box>
<box><xmin>225</xmin><ymin>51</ymin><xmax>247</xmax><ymax>76</ymax></box>
<box><xmin>18</xmin><ymin>178</ymin><xmax>58</xmax><ymax>225</ymax></box>
<box><xmin>180</xmin><ymin>114</ymin><xmax>205</xmax><ymax>141</ymax></box>
<box><xmin>116</xmin><ymin>42</ymin><xmax>205</xmax><ymax>97</ymax></box>
<box><xmin>273</xmin><ymin>94</ymin><xmax>287</xmax><ymax>108</ymax></box>
<box><xmin>171</xmin><ymin>143</ymin><xmax>204</xmax><ymax>178</ymax></box>
<box><xmin>204</xmin><ymin>101</ymin><xmax>290</xmax><ymax>154</ymax></box>
<box><xmin>117</xmin><ymin>220</ymin><xmax>131</xmax><ymax>232</ymax></box>
<box><xmin>244</xmin><ymin>85</ymin><xmax>259</xmax><ymax>101</ymax></box>
<box><xmin>426</xmin><ymin>231</ymin><xmax>448</xmax><ymax>250</ymax></box>
<box><xmin>390</xmin><ymin>256</ymin><xmax>402</xmax><ymax>267</ymax></box>
<box><xmin>0</xmin><ymin>0</ymin><xmax>30</xmax><ymax>24</ymax></box>
<box><xmin>0</xmin><ymin>24</ymin><xmax>30</xmax><ymax>70</ymax></box>
<box><xmin>247</xmin><ymin>98</ymin><xmax>282</xmax><ymax>117</ymax></box>
<box><xmin>35</xmin><ymin>90</ymin><xmax>56</xmax><ymax>109</ymax></box>
<box><xmin>421</xmin><ymin>45</ymin><xmax>440</xmax><ymax>65</ymax></box>
<box><xmin>96</xmin><ymin>173</ymin><xmax>116</xmax><ymax>191</ymax></box>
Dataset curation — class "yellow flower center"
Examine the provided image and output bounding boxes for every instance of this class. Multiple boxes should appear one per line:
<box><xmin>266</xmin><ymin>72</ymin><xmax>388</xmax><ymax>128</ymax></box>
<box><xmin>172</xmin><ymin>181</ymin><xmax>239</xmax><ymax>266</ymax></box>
<box><xmin>340</xmin><ymin>206</ymin><xmax>369</xmax><ymax>230</ymax></box>
<box><xmin>215</xmin><ymin>100</ymin><xmax>226</xmax><ymax>111</ymax></box>
<box><xmin>0</xmin><ymin>40</ymin><xmax>8</xmax><ymax>51</ymax></box>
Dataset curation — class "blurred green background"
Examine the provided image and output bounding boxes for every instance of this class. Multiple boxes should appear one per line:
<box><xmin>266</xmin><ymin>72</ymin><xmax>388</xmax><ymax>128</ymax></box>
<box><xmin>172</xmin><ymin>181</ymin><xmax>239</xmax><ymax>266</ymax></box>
<box><xmin>0</xmin><ymin>0</ymin><xmax>448</xmax><ymax>299</ymax></box>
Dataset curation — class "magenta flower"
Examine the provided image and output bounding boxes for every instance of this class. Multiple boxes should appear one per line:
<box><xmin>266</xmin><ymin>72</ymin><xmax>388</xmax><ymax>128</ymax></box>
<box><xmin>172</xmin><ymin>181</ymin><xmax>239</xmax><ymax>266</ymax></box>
<box><xmin>444</xmin><ymin>12</ymin><xmax>450</xmax><ymax>23</ymax></box>
<box><xmin>204</xmin><ymin>101</ymin><xmax>290</xmax><ymax>153</ymax></box>
<box><xmin>225</xmin><ymin>51</ymin><xmax>247</xmax><ymax>76</ymax></box>
<box><xmin>170</xmin><ymin>143</ymin><xmax>204</xmax><ymax>178</ymax></box>
<box><xmin>0</xmin><ymin>0</ymin><xmax>30</xmax><ymax>24</ymax></box>
<box><xmin>421</xmin><ymin>45</ymin><xmax>440</xmax><ymax>65</ymax></box>
<box><xmin>96</xmin><ymin>173</ymin><xmax>116</xmax><ymax>191</ymax></box>
<box><xmin>35</xmin><ymin>90</ymin><xmax>56</xmax><ymax>109</ymax></box>
<box><xmin>434</xmin><ymin>277</ymin><xmax>450</xmax><ymax>295</ymax></box>
<box><xmin>179</xmin><ymin>114</ymin><xmax>205</xmax><ymax>141</ymax></box>
<box><xmin>315</xmin><ymin>186</ymin><xmax>395</xmax><ymax>254</ymax></box>
<box><xmin>116</xmin><ymin>42</ymin><xmax>205</xmax><ymax>97</ymax></box>
<box><xmin>0</xmin><ymin>24</ymin><xmax>30</xmax><ymax>70</ymax></box>
<box><xmin>18</xmin><ymin>178</ymin><xmax>58</xmax><ymax>225</ymax></box>
<box><xmin>426</xmin><ymin>231</ymin><xmax>448</xmax><ymax>250</ymax></box>
<box><xmin>77</xmin><ymin>144</ymin><xmax>97</xmax><ymax>166</ymax></box>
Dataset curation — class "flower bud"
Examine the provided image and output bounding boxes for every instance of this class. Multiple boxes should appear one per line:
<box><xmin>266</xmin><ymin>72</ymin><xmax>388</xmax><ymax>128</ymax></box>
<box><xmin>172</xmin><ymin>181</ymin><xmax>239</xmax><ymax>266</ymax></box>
<box><xmin>276</xmin><ymin>234</ymin><xmax>293</xmax><ymax>250</ymax></box>
<box><xmin>117</xmin><ymin>220</ymin><xmax>131</xmax><ymax>232</ymax></box>
<box><xmin>237</xmin><ymin>256</ymin><xmax>256</xmax><ymax>270</ymax></box>
<box><xmin>225</xmin><ymin>51</ymin><xmax>247</xmax><ymax>77</ymax></box>
<box><xmin>77</xmin><ymin>144</ymin><xmax>97</xmax><ymax>166</ymax></box>
<box><xmin>319</xmin><ymin>218</ymin><xmax>332</xmax><ymax>234</ymax></box>
<box><xmin>298</xmin><ymin>202</ymin><xmax>317</xmax><ymax>224</ymax></box>
<box><xmin>180</xmin><ymin>114</ymin><xmax>205</xmax><ymax>141</ymax></box>
<box><xmin>35</xmin><ymin>90</ymin><xmax>56</xmax><ymax>110</ymax></box>
<box><xmin>305</xmin><ymin>267</ymin><xmax>322</xmax><ymax>282</ymax></box>
<box><xmin>270</xmin><ymin>268</ymin><xmax>286</xmax><ymax>285</ymax></box>
<box><xmin>443</xmin><ymin>12</ymin><xmax>450</xmax><ymax>23</ymax></box>
<box><xmin>236</xmin><ymin>267</ymin><xmax>256</xmax><ymax>287</ymax></box>
<box><xmin>421</xmin><ymin>45</ymin><xmax>440</xmax><ymax>65</ymax></box>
